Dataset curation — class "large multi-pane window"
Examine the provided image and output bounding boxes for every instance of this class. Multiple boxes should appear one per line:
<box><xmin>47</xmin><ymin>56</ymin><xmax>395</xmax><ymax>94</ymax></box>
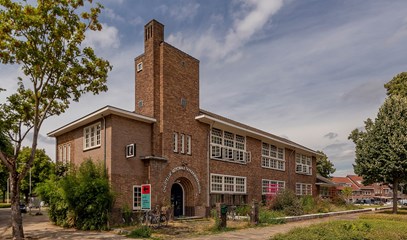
<box><xmin>262</xmin><ymin>179</ymin><xmax>285</xmax><ymax>195</ymax></box>
<box><xmin>261</xmin><ymin>143</ymin><xmax>285</xmax><ymax>170</ymax></box>
<box><xmin>133</xmin><ymin>185</ymin><xmax>141</xmax><ymax>210</ymax></box>
<box><xmin>295</xmin><ymin>153</ymin><xmax>312</xmax><ymax>175</ymax></box>
<box><xmin>210</xmin><ymin>174</ymin><xmax>246</xmax><ymax>194</ymax></box>
<box><xmin>210</xmin><ymin>128</ymin><xmax>250</xmax><ymax>164</ymax></box>
<box><xmin>83</xmin><ymin>122</ymin><xmax>101</xmax><ymax>150</ymax></box>
<box><xmin>296</xmin><ymin>183</ymin><xmax>312</xmax><ymax>195</ymax></box>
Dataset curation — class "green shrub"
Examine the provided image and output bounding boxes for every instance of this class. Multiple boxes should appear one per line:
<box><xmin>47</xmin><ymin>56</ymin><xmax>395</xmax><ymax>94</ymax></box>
<box><xmin>235</xmin><ymin>205</ymin><xmax>251</xmax><ymax>216</ymax></box>
<box><xmin>270</xmin><ymin>190</ymin><xmax>303</xmax><ymax>216</ymax></box>
<box><xmin>127</xmin><ymin>226</ymin><xmax>152</xmax><ymax>238</ymax></box>
<box><xmin>300</xmin><ymin>195</ymin><xmax>315</xmax><ymax>214</ymax></box>
<box><xmin>0</xmin><ymin>203</ymin><xmax>11</xmax><ymax>208</ymax></box>
<box><xmin>36</xmin><ymin>159</ymin><xmax>114</xmax><ymax>230</ymax></box>
<box><xmin>259</xmin><ymin>207</ymin><xmax>285</xmax><ymax>224</ymax></box>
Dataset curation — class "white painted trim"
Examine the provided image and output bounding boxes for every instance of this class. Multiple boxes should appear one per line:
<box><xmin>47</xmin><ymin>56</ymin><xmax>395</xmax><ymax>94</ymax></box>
<box><xmin>48</xmin><ymin>105</ymin><xmax>156</xmax><ymax>137</ymax></box>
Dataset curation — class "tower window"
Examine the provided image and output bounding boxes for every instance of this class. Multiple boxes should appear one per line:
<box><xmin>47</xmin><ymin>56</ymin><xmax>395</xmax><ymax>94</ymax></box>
<box><xmin>137</xmin><ymin>62</ymin><xmax>143</xmax><ymax>72</ymax></box>
<box><xmin>181</xmin><ymin>98</ymin><xmax>187</xmax><ymax>108</ymax></box>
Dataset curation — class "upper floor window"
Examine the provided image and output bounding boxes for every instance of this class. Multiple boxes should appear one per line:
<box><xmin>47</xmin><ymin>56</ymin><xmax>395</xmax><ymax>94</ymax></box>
<box><xmin>137</xmin><ymin>62</ymin><xmax>143</xmax><ymax>72</ymax></box>
<box><xmin>180</xmin><ymin>134</ymin><xmax>185</xmax><ymax>154</ymax></box>
<box><xmin>296</xmin><ymin>183</ymin><xmax>312</xmax><ymax>195</ymax></box>
<box><xmin>83</xmin><ymin>122</ymin><xmax>101</xmax><ymax>150</ymax></box>
<box><xmin>58</xmin><ymin>143</ymin><xmax>71</xmax><ymax>164</ymax></box>
<box><xmin>126</xmin><ymin>144</ymin><xmax>135</xmax><ymax>158</ymax></box>
<box><xmin>261</xmin><ymin>143</ymin><xmax>285</xmax><ymax>171</ymax></box>
<box><xmin>173</xmin><ymin>132</ymin><xmax>178</xmax><ymax>152</ymax></box>
<box><xmin>210</xmin><ymin>128</ymin><xmax>250</xmax><ymax>164</ymax></box>
<box><xmin>186</xmin><ymin>135</ymin><xmax>192</xmax><ymax>155</ymax></box>
<box><xmin>295</xmin><ymin>153</ymin><xmax>312</xmax><ymax>175</ymax></box>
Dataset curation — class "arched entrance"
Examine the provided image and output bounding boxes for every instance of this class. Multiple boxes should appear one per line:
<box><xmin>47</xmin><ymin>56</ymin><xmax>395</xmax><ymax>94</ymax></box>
<box><xmin>171</xmin><ymin>183</ymin><xmax>184</xmax><ymax>217</ymax></box>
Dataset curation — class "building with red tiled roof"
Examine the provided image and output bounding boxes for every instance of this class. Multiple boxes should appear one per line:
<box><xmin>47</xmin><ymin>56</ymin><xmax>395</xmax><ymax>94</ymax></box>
<box><xmin>331</xmin><ymin>175</ymin><xmax>393</xmax><ymax>203</ymax></box>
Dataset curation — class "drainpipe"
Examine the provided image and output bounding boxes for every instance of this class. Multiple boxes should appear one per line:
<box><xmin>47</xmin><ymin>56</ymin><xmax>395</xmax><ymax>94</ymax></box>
<box><xmin>207</xmin><ymin>122</ymin><xmax>215</xmax><ymax>208</ymax></box>
<box><xmin>102</xmin><ymin>115</ymin><xmax>107</xmax><ymax>174</ymax></box>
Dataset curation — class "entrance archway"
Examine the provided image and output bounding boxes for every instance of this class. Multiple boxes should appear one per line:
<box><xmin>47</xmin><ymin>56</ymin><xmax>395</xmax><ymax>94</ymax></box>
<box><xmin>171</xmin><ymin>183</ymin><xmax>184</xmax><ymax>217</ymax></box>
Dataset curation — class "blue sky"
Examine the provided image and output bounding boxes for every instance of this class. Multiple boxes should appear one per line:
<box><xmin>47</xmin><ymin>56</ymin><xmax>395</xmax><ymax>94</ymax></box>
<box><xmin>2</xmin><ymin>0</ymin><xmax>407</xmax><ymax>176</ymax></box>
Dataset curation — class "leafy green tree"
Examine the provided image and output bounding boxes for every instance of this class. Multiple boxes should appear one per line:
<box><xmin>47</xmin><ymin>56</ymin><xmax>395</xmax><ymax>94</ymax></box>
<box><xmin>36</xmin><ymin>159</ymin><xmax>113</xmax><ymax>230</ymax></box>
<box><xmin>316</xmin><ymin>150</ymin><xmax>336</xmax><ymax>178</ymax></box>
<box><xmin>341</xmin><ymin>186</ymin><xmax>353</xmax><ymax>203</ymax></box>
<box><xmin>0</xmin><ymin>131</ymin><xmax>13</xmax><ymax>203</ymax></box>
<box><xmin>349</xmin><ymin>95</ymin><xmax>407</xmax><ymax>214</ymax></box>
<box><xmin>17</xmin><ymin>147</ymin><xmax>54</xmax><ymax>203</ymax></box>
<box><xmin>0</xmin><ymin>0</ymin><xmax>111</xmax><ymax>238</ymax></box>
<box><xmin>384</xmin><ymin>72</ymin><xmax>407</xmax><ymax>97</ymax></box>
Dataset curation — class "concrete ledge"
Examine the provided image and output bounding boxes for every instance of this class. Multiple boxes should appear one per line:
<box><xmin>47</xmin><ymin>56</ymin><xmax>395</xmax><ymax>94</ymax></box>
<box><xmin>272</xmin><ymin>207</ymin><xmax>392</xmax><ymax>223</ymax></box>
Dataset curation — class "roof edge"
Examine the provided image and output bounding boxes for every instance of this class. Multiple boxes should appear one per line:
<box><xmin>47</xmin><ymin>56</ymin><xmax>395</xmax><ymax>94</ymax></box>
<box><xmin>48</xmin><ymin>105</ymin><xmax>156</xmax><ymax>137</ymax></box>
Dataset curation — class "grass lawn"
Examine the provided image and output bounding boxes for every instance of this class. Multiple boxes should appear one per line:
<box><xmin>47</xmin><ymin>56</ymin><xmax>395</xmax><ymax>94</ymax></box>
<box><xmin>0</xmin><ymin>203</ymin><xmax>11</xmax><ymax>208</ymax></box>
<box><xmin>271</xmin><ymin>209</ymin><xmax>407</xmax><ymax>240</ymax></box>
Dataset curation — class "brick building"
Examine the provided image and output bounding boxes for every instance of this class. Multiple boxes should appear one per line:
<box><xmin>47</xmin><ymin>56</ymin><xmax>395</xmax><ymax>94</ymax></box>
<box><xmin>48</xmin><ymin>20</ymin><xmax>319</xmax><ymax>220</ymax></box>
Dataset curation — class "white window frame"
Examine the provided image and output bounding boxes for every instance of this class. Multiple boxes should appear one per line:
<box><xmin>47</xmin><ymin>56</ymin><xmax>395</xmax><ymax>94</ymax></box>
<box><xmin>67</xmin><ymin>144</ymin><xmax>71</xmax><ymax>164</ymax></box>
<box><xmin>210</xmin><ymin>128</ymin><xmax>248</xmax><ymax>164</ymax></box>
<box><xmin>58</xmin><ymin>145</ymin><xmax>62</xmax><ymax>163</ymax></box>
<box><xmin>126</xmin><ymin>144</ymin><xmax>135</xmax><ymax>158</ymax></box>
<box><xmin>133</xmin><ymin>185</ymin><xmax>141</xmax><ymax>210</ymax></box>
<box><xmin>262</xmin><ymin>179</ymin><xmax>285</xmax><ymax>195</ymax></box>
<box><xmin>210</xmin><ymin>173</ymin><xmax>246</xmax><ymax>194</ymax></box>
<box><xmin>261</xmin><ymin>142</ymin><xmax>285</xmax><ymax>171</ymax></box>
<box><xmin>83</xmin><ymin>122</ymin><xmax>101</xmax><ymax>150</ymax></box>
<box><xmin>180</xmin><ymin>134</ymin><xmax>185</xmax><ymax>154</ymax></box>
<box><xmin>296</xmin><ymin>183</ymin><xmax>312</xmax><ymax>196</ymax></box>
<box><xmin>295</xmin><ymin>153</ymin><xmax>312</xmax><ymax>175</ymax></box>
<box><xmin>173</xmin><ymin>132</ymin><xmax>178</xmax><ymax>153</ymax></box>
<box><xmin>186</xmin><ymin>135</ymin><xmax>191</xmax><ymax>155</ymax></box>
<box><xmin>137</xmin><ymin>62</ymin><xmax>143</xmax><ymax>72</ymax></box>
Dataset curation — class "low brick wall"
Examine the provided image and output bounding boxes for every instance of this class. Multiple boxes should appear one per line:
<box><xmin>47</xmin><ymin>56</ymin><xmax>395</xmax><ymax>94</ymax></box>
<box><xmin>273</xmin><ymin>207</ymin><xmax>393</xmax><ymax>223</ymax></box>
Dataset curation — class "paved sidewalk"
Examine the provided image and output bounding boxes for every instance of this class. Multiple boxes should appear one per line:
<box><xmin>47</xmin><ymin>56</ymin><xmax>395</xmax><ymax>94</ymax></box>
<box><xmin>188</xmin><ymin>212</ymin><xmax>364</xmax><ymax>240</ymax></box>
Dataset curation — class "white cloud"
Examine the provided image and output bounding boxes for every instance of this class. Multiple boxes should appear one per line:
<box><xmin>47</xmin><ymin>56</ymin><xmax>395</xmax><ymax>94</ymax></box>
<box><xmin>84</xmin><ymin>23</ymin><xmax>120</xmax><ymax>49</ymax></box>
<box><xmin>158</xmin><ymin>1</ymin><xmax>200</xmax><ymax>21</ymax></box>
<box><xmin>104</xmin><ymin>8</ymin><xmax>125</xmax><ymax>22</ymax></box>
<box><xmin>167</xmin><ymin>0</ymin><xmax>284</xmax><ymax>62</ymax></box>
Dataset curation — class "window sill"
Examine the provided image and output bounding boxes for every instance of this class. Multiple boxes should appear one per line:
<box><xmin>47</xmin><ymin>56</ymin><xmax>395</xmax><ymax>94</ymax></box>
<box><xmin>210</xmin><ymin>158</ymin><xmax>247</xmax><ymax>165</ymax></box>
<box><xmin>83</xmin><ymin>145</ymin><xmax>101</xmax><ymax>152</ymax></box>
<box><xmin>261</xmin><ymin>166</ymin><xmax>285</xmax><ymax>171</ymax></box>
<box><xmin>295</xmin><ymin>172</ymin><xmax>312</xmax><ymax>176</ymax></box>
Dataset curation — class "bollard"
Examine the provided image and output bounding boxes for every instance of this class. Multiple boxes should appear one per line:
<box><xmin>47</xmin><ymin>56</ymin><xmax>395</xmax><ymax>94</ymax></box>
<box><xmin>251</xmin><ymin>200</ymin><xmax>259</xmax><ymax>225</ymax></box>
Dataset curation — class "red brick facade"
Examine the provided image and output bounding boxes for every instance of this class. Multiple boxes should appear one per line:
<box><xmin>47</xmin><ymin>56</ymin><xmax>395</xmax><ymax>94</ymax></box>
<box><xmin>49</xmin><ymin>19</ymin><xmax>319</xmax><ymax>221</ymax></box>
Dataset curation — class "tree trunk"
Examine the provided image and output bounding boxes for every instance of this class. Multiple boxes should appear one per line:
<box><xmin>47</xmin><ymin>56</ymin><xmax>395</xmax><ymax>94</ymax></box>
<box><xmin>10</xmin><ymin>174</ymin><xmax>24</xmax><ymax>239</ymax></box>
<box><xmin>393</xmin><ymin>179</ymin><xmax>398</xmax><ymax>214</ymax></box>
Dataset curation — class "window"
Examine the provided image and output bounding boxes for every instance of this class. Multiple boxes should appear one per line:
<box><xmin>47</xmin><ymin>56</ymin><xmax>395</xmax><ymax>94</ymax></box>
<box><xmin>173</xmin><ymin>132</ymin><xmax>178</xmax><ymax>152</ymax></box>
<box><xmin>133</xmin><ymin>186</ymin><xmax>141</xmax><ymax>210</ymax></box>
<box><xmin>83</xmin><ymin>122</ymin><xmax>101</xmax><ymax>150</ymax></box>
<box><xmin>126</xmin><ymin>144</ymin><xmax>135</xmax><ymax>158</ymax></box>
<box><xmin>210</xmin><ymin>174</ymin><xmax>246</xmax><ymax>194</ymax></box>
<box><xmin>59</xmin><ymin>143</ymin><xmax>71</xmax><ymax>164</ymax></box>
<box><xmin>261</xmin><ymin>143</ymin><xmax>285</xmax><ymax>170</ymax></box>
<box><xmin>296</xmin><ymin>183</ymin><xmax>312</xmax><ymax>195</ymax></box>
<box><xmin>295</xmin><ymin>153</ymin><xmax>312</xmax><ymax>175</ymax></box>
<box><xmin>186</xmin><ymin>135</ymin><xmax>191</xmax><ymax>155</ymax></box>
<box><xmin>210</xmin><ymin>128</ymin><xmax>249</xmax><ymax>164</ymax></box>
<box><xmin>137</xmin><ymin>62</ymin><xmax>143</xmax><ymax>72</ymax></box>
<box><xmin>262</xmin><ymin>179</ymin><xmax>285</xmax><ymax>195</ymax></box>
<box><xmin>180</xmin><ymin>134</ymin><xmax>185</xmax><ymax>154</ymax></box>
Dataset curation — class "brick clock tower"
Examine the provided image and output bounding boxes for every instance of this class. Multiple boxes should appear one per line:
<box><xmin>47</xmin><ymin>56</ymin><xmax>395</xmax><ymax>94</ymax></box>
<box><xmin>134</xmin><ymin>20</ymin><xmax>208</xmax><ymax>217</ymax></box>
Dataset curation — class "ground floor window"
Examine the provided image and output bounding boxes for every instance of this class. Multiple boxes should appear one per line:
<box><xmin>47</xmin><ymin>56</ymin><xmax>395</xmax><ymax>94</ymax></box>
<box><xmin>210</xmin><ymin>174</ymin><xmax>246</xmax><ymax>194</ymax></box>
<box><xmin>210</xmin><ymin>194</ymin><xmax>247</xmax><ymax>207</ymax></box>
<box><xmin>296</xmin><ymin>183</ymin><xmax>312</xmax><ymax>195</ymax></box>
<box><xmin>133</xmin><ymin>185</ymin><xmax>141</xmax><ymax>210</ymax></box>
<box><xmin>319</xmin><ymin>186</ymin><xmax>330</xmax><ymax>197</ymax></box>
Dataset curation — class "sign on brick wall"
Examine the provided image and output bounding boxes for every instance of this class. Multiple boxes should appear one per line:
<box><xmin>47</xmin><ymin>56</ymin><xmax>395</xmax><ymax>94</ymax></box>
<box><xmin>141</xmin><ymin>184</ymin><xmax>151</xmax><ymax>210</ymax></box>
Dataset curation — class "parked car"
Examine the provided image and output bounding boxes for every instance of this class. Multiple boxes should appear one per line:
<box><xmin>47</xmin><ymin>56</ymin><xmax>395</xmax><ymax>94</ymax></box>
<box><xmin>19</xmin><ymin>203</ymin><xmax>27</xmax><ymax>213</ymax></box>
